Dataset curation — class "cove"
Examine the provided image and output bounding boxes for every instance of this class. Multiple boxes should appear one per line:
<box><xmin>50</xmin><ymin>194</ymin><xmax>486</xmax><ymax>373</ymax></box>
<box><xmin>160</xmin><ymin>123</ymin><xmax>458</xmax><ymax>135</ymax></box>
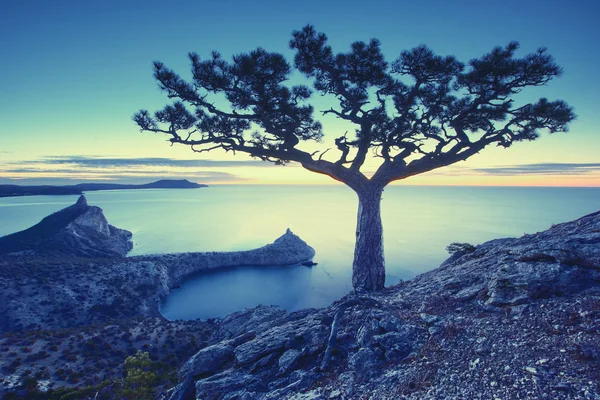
<box><xmin>160</xmin><ymin>263</ymin><xmax>319</xmax><ymax>320</ymax></box>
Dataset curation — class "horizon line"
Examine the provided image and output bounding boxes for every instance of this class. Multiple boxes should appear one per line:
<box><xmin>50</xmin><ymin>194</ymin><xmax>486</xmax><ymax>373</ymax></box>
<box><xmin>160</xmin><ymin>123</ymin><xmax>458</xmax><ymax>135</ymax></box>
<box><xmin>1</xmin><ymin>180</ymin><xmax>600</xmax><ymax>189</ymax></box>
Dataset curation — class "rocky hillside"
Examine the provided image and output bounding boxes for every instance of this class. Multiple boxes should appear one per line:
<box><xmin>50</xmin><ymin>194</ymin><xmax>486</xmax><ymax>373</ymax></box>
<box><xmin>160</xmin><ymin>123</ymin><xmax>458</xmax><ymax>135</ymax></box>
<box><xmin>0</xmin><ymin>195</ymin><xmax>133</xmax><ymax>257</ymax></box>
<box><xmin>166</xmin><ymin>211</ymin><xmax>600</xmax><ymax>400</ymax></box>
<box><xmin>0</xmin><ymin>317</ymin><xmax>216</xmax><ymax>396</ymax></box>
<box><xmin>0</xmin><ymin>197</ymin><xmax>317</xmax><ymax>398</ymax></box>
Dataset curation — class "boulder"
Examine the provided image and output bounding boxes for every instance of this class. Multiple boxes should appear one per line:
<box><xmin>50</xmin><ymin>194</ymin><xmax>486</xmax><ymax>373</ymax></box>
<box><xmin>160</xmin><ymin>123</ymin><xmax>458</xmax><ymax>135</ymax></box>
<box><xmin>373</xmin><ymin>329</ymin><xmax>419</xmax><ymax>361</ymax></box>
<box><xmin>278</xmin><ymin>349</ymin><xmax>302</xmax><ymax>374</ymax></box>
<box><xmin>348</xmin><ymin>348</ymin><xmax>381</xmax><ymax>381</ymax></box>
<box><xmin>178</xmin><ymin>343</ymin><xmax>235</xmax><ymax>381</ymax></box>
<box><xmin>215</xmin><ymin>306</ymin><xmax>287</xmax><ymax>342</ymax></box>
<box><xmin>195</xmin><ymin>371</ymin><xmax>265</xmax><ymax>400</ymax></box>
<box><xmin>234</xmin><ymin>314</ymin><xmax>325</xmax><ymax>365</ymax></box>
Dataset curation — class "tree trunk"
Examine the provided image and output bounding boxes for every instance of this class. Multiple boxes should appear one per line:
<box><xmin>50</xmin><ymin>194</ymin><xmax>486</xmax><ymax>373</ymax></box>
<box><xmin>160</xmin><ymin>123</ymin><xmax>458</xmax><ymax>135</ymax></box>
<box><xmin>352</xmin><ymin>186</ymin><xmax>385</xmax><ymax>291</ymax></box>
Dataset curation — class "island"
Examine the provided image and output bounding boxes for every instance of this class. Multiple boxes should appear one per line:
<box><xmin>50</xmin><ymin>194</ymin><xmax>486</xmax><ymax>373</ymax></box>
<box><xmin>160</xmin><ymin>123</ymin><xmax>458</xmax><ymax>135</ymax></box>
<box><xmin>0</xmin><ymin>179</ymin><xmax>207</xmax><ymax>198</ymax></box>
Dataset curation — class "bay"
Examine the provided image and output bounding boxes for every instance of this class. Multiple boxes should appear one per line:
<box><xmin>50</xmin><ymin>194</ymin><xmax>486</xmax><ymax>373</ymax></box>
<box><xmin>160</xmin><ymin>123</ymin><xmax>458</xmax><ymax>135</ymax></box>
<box><xmin>0</xmin><ymin>185</ymin><xmax>598</xmax><ymax>320</ymax></box>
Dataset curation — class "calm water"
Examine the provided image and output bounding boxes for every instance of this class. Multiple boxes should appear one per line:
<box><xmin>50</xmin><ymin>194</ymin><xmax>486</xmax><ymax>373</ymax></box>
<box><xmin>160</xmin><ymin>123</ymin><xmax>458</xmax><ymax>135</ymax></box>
<box><xmin>0</xmin><ymin>185</ymin><xmax>598</xmax><ymax>319</ymax></box>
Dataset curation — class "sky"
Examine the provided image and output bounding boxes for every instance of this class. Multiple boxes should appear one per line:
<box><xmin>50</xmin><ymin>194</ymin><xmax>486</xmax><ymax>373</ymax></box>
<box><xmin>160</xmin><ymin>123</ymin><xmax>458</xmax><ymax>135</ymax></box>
<box><xmin>1</xmin><ymin>0</ymin><xmax>599</xmax><ymax>186</ymax></box>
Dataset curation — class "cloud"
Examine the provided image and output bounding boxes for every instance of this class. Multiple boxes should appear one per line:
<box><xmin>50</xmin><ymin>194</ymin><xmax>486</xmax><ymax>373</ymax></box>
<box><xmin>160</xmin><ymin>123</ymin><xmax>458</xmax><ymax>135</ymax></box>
<box><xmin>474</xmin><ymin>163</ymin><xmax>600</xmax><ymax>176</ymax></box>
<box><xmin>83</xmin><ymin>171</ymin><xmax>246</xmax><ymax>183</ymax></box>
<box><xmin>0</xmin><ymin>171</ymin><xmax>246</xmax><ymax>185</ymax></box>
<box><xmin>39</xmin><ymin>156</ymin><xmax>270</xmax><ymax>168</ymax></box>
<box><xmin>0</xmin><ymin>156</ymin><xmax>262</xmax><ymax>184</ymax></box>
<box><xmin>2</xmin><ymin>168</ymin><xmax>243</xmax><ymax>178</ymax></box>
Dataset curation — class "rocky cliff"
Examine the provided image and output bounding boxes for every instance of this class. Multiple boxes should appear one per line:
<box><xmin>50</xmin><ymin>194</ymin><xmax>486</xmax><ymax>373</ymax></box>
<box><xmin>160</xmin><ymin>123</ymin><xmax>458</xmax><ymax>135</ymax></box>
<box><xmin>0</xmin><ymin>197</ymin><xmax>315</xmax><ymax>332</ymax></box>
<box><xmin>167</xmin><ymin>211</ymin><xmax>600</xmax><ymax>400</ymax></box>
<box><xmin>0</xmin><ymin>195</ymin><xmax>133</xmax><ymax>257</ymax></box>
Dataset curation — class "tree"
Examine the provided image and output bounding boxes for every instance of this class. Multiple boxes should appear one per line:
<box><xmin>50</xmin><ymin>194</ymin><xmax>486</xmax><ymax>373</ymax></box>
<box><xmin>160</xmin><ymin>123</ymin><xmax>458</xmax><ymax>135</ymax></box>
<box><xmin>134</xmin><ymin>25</ymin><xmax>574</xmax><ymax>291</ymax></box>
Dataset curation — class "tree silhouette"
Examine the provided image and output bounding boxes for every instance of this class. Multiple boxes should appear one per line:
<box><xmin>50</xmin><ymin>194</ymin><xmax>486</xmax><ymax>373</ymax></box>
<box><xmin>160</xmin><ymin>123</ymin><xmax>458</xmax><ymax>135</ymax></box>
<box><xmin>134</xmin><ymin>25</ymin><xmax>574</xmax><ymax>291</ymax></box>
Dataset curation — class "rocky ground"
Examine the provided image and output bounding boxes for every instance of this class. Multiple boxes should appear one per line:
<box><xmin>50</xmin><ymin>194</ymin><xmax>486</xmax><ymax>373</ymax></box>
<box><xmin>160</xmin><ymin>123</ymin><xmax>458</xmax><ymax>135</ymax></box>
<box><xmin>164</xmin><ymin>210</ymin><xmax>600</xmax><ymax>400</ymax></box>
<box><xmin>0</xmin><ymin>317</ymin><xmax>215</xmax><ymax>395</ymax></box>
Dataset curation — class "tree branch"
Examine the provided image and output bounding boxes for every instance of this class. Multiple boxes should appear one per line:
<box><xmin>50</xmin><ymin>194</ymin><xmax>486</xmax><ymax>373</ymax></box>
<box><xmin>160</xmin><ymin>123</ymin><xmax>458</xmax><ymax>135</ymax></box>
<box><xmin>136</xmin><ymin>29</ymin><xmax>574</xmax><ymax>194</ymax></box>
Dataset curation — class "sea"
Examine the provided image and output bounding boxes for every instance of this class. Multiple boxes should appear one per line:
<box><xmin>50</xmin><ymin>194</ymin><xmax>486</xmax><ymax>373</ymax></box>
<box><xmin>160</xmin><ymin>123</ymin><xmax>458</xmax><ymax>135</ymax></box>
<box><xmin>0</xmin><ymin>185</ymin><xmax>598</xmax><ymax>320</ymax></box>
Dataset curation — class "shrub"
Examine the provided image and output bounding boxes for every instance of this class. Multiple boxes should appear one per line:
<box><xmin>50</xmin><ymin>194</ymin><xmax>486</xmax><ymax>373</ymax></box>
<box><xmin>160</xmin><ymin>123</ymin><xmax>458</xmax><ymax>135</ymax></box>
<box><xmin>118</xmin><ymin>350</ymin><xmax>158</xmax><ymax>400</ymax></box>
<box><xmin>446</xmin><ymin>242</ymin><xmax>476</xmax><ymax>255</ymax></box>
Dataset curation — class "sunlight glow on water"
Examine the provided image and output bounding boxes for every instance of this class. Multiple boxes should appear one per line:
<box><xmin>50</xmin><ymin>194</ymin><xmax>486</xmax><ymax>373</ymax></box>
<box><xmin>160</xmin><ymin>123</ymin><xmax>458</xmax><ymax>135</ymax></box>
<box><xmin>1</xmin><ymin>185</ymin><xmax>598</xmax><ymax>319</ymax></box>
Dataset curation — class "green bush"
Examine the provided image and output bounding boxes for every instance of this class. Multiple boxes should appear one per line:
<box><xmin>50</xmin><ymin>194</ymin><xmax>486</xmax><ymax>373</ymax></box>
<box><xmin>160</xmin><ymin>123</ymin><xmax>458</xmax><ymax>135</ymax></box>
<box><xmin>118</xmin><ymin>350</ymin><xmax>158</xmax><ymax>400</ymax></box>
<box><xmin>446</xmin><ymin>242</ymin><xmax>476</xmax><ymax>255</ymax></box>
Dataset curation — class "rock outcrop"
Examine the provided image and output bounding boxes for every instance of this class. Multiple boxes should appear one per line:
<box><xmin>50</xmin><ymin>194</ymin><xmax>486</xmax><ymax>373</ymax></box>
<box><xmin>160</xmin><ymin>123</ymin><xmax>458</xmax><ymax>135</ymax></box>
<box><xmin>167</xmin><ymin>210</ymin><xmax>600</xmax><ymax>400</ymax></box>
<box><xmin>404</xmin><ymin>210</ymin><xmax>600</xmax><ymax>305</ymax></box>
<box><xmin>149</xmin><ymin>228</ymin><xmax>316</xmax><ymax>284</ymax></box>
<box><xmin>0</xmin><ymin>195</ymin><xmax>133</xmax><ymax>257</ymax></box>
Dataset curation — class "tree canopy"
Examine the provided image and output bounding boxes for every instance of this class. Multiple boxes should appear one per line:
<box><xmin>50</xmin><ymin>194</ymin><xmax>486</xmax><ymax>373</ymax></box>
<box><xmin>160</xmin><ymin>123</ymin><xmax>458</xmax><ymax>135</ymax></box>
<box><xmin>134</xmin><ymin>25</ymin><xmax>574</xmax><ymax>191</ymax></box>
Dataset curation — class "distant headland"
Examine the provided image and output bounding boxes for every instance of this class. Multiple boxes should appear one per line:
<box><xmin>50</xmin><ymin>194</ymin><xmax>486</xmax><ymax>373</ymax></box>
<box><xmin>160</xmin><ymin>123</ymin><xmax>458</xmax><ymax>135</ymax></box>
<box><xmin>0</xmin><ymin>179</ymin><xmax>207</xmax><ymax>197</ymax></box>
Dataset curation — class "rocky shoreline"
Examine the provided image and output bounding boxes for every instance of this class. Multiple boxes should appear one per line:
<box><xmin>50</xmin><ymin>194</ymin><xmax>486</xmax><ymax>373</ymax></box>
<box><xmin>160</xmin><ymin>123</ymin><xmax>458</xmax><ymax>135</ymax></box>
<box><xmin>144</xmin><ymin>228</ymin><xmax>316</xmax><ymax>289</ymax></box>
<box><xmin>0</xmin><ymin>198</ymin><xmax>315</xmax><ymax>332</ymax></box>
<box><xmin>0</xmin><ymin>197</ymin><xmax>598</xmax><ymax>399</ymax></box>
